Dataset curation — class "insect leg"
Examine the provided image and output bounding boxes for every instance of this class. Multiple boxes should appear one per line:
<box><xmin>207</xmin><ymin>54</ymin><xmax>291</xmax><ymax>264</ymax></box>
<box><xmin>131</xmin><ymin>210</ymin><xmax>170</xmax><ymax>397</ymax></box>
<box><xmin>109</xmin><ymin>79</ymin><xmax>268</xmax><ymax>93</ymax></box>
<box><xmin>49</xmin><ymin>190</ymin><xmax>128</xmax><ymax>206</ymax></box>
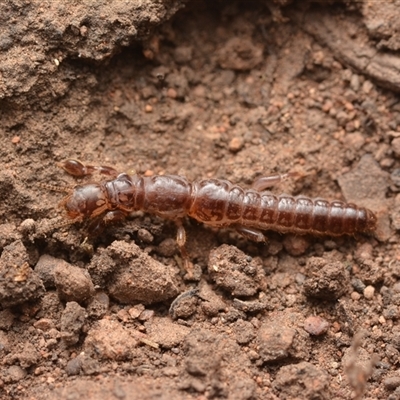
<box><xmin>234</xmin><ymin>225</ymin><xmax>266</xmax><ymax>243</ymax></box>
<box><xmin>175</xmin><ymin>220</ymin><xmax>195</xmax><ymax>279</ymax></box>
<box><xmin>88</xmin><ymin>210</ymin><xmax>127</xmax><ymax>235</ymax></box>
<box><xmin>60</xmin><ymin>159</ymin><xmax>119</xmax><ymax>177</ymax></box>
<box><xmin>252</xmin><ymin>172</ymin><xmax>299</xmax><ymax>191</ymax></box>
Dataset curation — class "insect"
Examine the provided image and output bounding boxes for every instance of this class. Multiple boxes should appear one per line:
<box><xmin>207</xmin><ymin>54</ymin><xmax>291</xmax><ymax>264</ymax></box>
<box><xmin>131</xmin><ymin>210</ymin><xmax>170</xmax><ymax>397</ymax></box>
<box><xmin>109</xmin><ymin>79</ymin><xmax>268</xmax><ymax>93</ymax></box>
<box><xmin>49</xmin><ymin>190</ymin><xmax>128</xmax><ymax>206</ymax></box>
<box><xmin>58</xmin><ymin>159</ymin><xmax>377</xmax><ymax>273</ymax></box>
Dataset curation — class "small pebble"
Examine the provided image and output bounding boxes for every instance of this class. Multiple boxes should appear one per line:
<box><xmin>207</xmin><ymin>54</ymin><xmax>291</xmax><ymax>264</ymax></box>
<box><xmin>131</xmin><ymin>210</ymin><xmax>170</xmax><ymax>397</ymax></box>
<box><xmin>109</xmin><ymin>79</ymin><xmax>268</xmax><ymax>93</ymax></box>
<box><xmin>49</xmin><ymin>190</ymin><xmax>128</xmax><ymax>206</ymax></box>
<box><xmin>350</xmin><ymin>291</ymin><xmax>361</xmax><ymax>301</ymax></box>
<box><xmin>362</xmin><ymin>80</ymin><xmax>373</xmax><ymax>94</ymax></box>
<box><xmin>137</xmin><ymin>228</ymin><xmax>154</xmax><ymax>244</ymax></box>
<box><xmin>228</xmin><ymin>137</ymin><xmax>244</xmax><ymax>153</ymax></box>
<box><xmin>167</xmin><ymin>88</ymin><xmax>177</xmax><ymax>98</ymax></box>
<box><xmin>33</xmin><ymin>318</ymin><xmax>54</xmax><ymax>331</ymax></box>
<box><xmin>128</xmin><ymin>304</ymin><xmax>145</xmax><ymax>319</ymax></box>
<box><xmin>138</xmin><ymin>309</ymin><xmax>154</xmax><ymax>321</ymax></box>
<box><xmin>363</xmin><ymin>285</ymin><xmax>375</xmax><ymax>299</ymax></box>
<box><xmin>304</xmin><ymin>316</ymin><xmax>330</xmax><ymax>336</ymax></box>
<box><xmin>156</xmin><ymin>238</ymin><xmax>177</xmax><ymax>257</ymax></box>
<box><xmin>65</xmin><ymin>356</ymin><xmax>82</xmax><ymax>376</ymax></box>
<box><xmin>54</xmin><ymin>262</ymin><xmax>95</xmax><ymax>304</ymax></box>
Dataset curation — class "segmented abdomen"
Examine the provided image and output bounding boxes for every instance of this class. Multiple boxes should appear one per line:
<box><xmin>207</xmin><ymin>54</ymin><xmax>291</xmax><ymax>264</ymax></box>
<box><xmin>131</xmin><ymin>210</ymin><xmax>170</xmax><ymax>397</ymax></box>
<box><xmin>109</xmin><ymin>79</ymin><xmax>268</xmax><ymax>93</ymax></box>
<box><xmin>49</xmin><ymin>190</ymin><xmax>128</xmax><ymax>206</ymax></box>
<box><xmin>189</xmin><ymin>180</ymin><xmax>376</xmax><ymax>235</ymax></box>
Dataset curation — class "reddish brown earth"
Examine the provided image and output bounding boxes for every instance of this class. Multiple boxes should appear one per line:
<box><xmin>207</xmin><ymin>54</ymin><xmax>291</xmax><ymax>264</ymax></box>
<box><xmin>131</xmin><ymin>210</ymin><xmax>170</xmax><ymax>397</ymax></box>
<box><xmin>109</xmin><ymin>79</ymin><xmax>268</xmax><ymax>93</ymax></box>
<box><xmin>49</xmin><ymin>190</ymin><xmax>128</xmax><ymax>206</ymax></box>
<box><xmin>1</xmin><ymin>1</ymin><xmax>400</xmax><ymax>399</ymax></box>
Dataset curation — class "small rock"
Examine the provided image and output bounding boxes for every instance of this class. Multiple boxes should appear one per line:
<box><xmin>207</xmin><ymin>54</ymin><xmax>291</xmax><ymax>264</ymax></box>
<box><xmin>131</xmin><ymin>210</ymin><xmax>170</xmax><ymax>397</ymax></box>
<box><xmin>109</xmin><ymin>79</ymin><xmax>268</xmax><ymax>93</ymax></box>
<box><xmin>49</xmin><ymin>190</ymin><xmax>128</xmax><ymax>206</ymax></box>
<box><xmin>60</xmin><ymin>301</ymin><xmax>86</xmax><ymax>345</ymax></box>
<box><xmin>351</xmin><ymin>278</ymin><xmax>366</xmax><ymax>294</ymax></box>
<box><xmin>137</xmin><ymin>228</ymin><xmax>154</xmax><ymax>244</ymax></box>
<box><xmin>128</xmin><ymin>304</ymin><xmax>145</xmax><ymax>319</ymax></box>
<box><xmin>363</xmin><ymin>285</ymin><xmax>375</xmax><ymax>300</ymax></box>
<box><xmin>233</xmin><ymin>319</ymin><xmax>256</xmax><ymax>344</ymax></box>
<box><xmin>86</xmin><ymin>292</ymin><xmax>109</xmax><ymax>319</ymax></box>
<box><xmin>35</xmin><ymin>254</ymin><xmax>68</xmax><ymax>289</ymax></box>
<box><xmin>383</xmin><ymin>305</ymin><xmax>399</xmax><ymax>320</ymax></box>
<box><xmin>304</xmin><ymin>316</ymin><xmax>330</xmax><ymax>336</ymax></box>
<box><xmin>362</xmin><ymin>80</ymin><xmax>373</xmax><ymax>94</ymax></box>
<box><xmin>156</xmin><ymin>238</ymin><xmax>177</xmax><ymax>257</ymax></box>
<box><xmin>228</xmin><ymin>137</ymin><xmax>244</xmax><ymax>153</ymax></box>
<box><xmin>198</xmin><ymin>281</ymin><xmax>227</xmax><ymax>317</ymax></box>
<box><xmin>33</xmin><ymin>318</ymin><xmax>54</xmax><ymax>331</ymax></box>
<box><xmin>65</xmin><ymin>356</ymin><xmax>82</xmax><ymax>376</ymax></box>
<box><xmin>54</xmin><ymin>262</ymin><xmax>95</xmax><ymax>304</ymax></box>
<box><xmin>351</xmin><ymin>291</ymin><xmax>361</xmax><ymax>301</ymax></box>
<box><xmin>138</xmin><ymin>309</ymin><xmax>154</xmax><ymax>321</ymax></box>
<box><xmin>343</xmin><ymin>132</ymin><xmax>365</xmax><ymax>150</ymax></box>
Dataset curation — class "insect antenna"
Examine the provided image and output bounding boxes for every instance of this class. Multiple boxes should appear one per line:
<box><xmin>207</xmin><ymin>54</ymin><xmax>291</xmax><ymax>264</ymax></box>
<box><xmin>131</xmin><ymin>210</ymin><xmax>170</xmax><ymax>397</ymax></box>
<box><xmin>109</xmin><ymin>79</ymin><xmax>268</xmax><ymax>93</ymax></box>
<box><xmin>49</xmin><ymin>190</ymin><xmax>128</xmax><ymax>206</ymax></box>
<box><xmin>38</xmin><ymin>182</ymin><xmax>73</xmax><ymax>193</ymax></box>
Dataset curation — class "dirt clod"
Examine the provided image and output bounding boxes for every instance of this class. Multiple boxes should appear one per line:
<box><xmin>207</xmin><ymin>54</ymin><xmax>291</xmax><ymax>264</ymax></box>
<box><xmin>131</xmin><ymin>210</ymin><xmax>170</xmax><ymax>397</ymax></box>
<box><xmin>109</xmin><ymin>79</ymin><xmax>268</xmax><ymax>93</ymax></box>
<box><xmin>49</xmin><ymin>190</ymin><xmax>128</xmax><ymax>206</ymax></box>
<box><xmin>86</xmin><ymin>292</ymin><xmax>110</xmax><ymax>319</ymax></box>
<box><xmin>273</xmin><ymin>362</ymin><xmax>330</xmax><ymax>400</ymax></box>
<box><xmin>146</xmin><ymin>317</ymin><xmax>190</xmax><ymax>349</ymax></box>
<box><xmin>35</xmin><ymin>254</ymin><xmax>65</xmax><ymax>289</ymax></box>
<box><xmin>257</xmin><ymin>311</ymin><xmax>310</xmax><ymax>362</ymax></box>
<box><xmin>54</xmin><ymin>261</ymin><xmax>95</xmax><ymax>304</ymax></box>
<box><xmin>5</xmin><ymin>366</ymin><xmax>27</xmax><ymax>383</ymax></box>
<box><xmin>60</xmin><ymin>301</ymin><xmax>86</xmax><ymax>345</ymax></box>
<box><xmin>208</xmin><ymin>244</ymin><xmax>266</xmax><ymax>297</ymax></box>
<box><xmin>97</xmin><ymin>240</ymin><xmax>180</xmax><ymax>304</ymax></box>
<box><xmin>84</xmin><ymin>319</ymin><xmax>138</xmax><ymax>361</ymax></box>
<box><xmin>303</xmin><ymin>257</ymin><xmax>350</xmax><ymax>300</ymax></box>
<box><xmin>0</xmin><ymin>240</ymin><xmax>45</xmax><ymax>307</ymax></box>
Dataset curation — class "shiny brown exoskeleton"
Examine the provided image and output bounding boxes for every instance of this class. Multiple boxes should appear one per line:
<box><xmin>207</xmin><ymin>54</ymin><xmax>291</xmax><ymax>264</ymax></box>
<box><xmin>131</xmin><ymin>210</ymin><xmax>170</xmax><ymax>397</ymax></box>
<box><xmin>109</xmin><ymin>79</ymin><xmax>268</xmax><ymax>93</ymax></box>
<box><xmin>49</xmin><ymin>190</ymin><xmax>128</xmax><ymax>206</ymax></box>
<box><xmin>59</xmin><ymin>159</ymin><xmax>377</xmax><ymax>273</ymax></box>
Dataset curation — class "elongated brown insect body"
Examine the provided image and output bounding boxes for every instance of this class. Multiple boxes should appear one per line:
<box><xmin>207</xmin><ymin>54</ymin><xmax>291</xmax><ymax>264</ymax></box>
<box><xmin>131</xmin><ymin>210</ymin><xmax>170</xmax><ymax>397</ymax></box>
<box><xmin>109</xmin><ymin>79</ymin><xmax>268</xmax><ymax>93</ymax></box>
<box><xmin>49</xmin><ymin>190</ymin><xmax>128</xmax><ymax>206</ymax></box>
<box><xmin>188</xmin><ymin>179</ymin><xmax>375</xmax><ymax>236</ymax></box>
<box><xmin>59</xmin><ymin>160</ymin><xmax>377</xmax><ymax>239</ymax></box>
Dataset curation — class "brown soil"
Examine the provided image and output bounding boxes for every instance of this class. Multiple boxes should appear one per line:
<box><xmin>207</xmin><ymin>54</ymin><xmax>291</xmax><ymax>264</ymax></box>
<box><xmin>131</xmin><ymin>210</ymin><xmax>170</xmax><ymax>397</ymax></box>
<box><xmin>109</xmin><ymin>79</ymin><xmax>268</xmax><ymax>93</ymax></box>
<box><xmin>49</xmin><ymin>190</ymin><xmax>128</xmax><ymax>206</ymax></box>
<box><xmin>1</xmin><ymin>1</ymin><xmax>400</xmax><ymax>399</ymax></box>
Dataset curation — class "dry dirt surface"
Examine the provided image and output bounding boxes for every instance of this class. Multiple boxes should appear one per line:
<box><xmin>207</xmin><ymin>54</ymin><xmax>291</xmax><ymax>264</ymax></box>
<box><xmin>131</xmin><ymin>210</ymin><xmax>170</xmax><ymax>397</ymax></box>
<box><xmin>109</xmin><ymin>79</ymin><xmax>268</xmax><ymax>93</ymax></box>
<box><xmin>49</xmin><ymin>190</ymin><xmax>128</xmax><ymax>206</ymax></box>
<box><xmin>1</xmin><ymin>1</ymin><xmax>400</xmax><ymax>399</ymax></box>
